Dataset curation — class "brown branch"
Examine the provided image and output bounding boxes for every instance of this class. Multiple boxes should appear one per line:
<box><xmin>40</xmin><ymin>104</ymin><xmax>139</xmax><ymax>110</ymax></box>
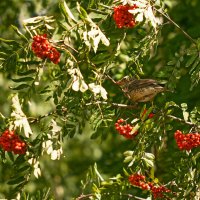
<box><xmin>155</xmin><ymin>8</ymin><xmax>197</xmax><ymax>45</ymax></box>
<box><xmin>85</xmin><ymin>101</ymin><xmax>139</xmax><ymax>109</ymax></box>
<box><xmin>76</xmin><ymin>193</ymin><xmax>147</xmax><ymax>200</ymax></box>
<box><xmin>166</xmin><ymin>114</ymin><xmax>200</xmax><ymax>128</ymax></box>
<box><xmin>76</xmin><ymin>194</ymin><xmax>94</xmax><ymax>200</ymax></box>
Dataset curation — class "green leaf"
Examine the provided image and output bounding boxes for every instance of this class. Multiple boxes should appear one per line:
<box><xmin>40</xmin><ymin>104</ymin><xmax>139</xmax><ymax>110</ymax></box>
<box><xmin>7</xmin><ymin>176</ymin><xmax>26</xmax><ymax>185</ymax></box>
<box><xmin>185</xmin><ymin>54</ymin><xmax>198</xmax><ymax>68</ymax></box>
<box><xmin>77</xmin><ymin>3</ymin><xmax>91</xmax><ymax>23</ymax></box>
<box><xmin>189</xmin><ymin>58</ymin><xmax>200</xmax><ymax>74</ymax></box>
<box><xmin>142</xmin><ymin>158</ymin><xmax>154</xmax><ymax>168</ymax></box>
<box><xmin>167</xmin><ymin>60</ymin><xmax>176</xmax><ymax>65</ymax></box>
<box><xmin>59</xmin><ymin>1</ymin><xmax>77</xmax><ymax>23</ymax></box>
<box><xmin>90</xmin><ymin>131</ymin><xmax>100</xmax><ymax>139</ymax></box>
<box><xmin>17</xmin><ymin>165</ymin><xmax>31</xmax><ymax>174</ymax></box>
<box><xmin>11</xmin><ymin>84</ymin><xmax>30</xmax><ymax>90</ymax></box>
<box><xmin>14</xmin><ymin>155</ymin><xmax>26</xmax><ymax>165</ymax></box>
<box><xmin>11</xmin><ymin>25</ymin><xmax>28</xmax><ymax>42</ymax></box>
<box><xmin>7</xmin><ymin>151</ymin><xmax>15</xmax><ymax>162</ymax></box>
<box><xmin>0</xmin><ymin>38</ymin><xmax>20</xmax><ymax>46</ymax></box>
<box><xmin>12</xmin><ymin>77</ymin><xmax>34</xmax><ymax>82</ymax></box>
<box><xmin>17</xmin><ymin>69</ymin><xmax>37</xmax><ymax>76</ymax></box>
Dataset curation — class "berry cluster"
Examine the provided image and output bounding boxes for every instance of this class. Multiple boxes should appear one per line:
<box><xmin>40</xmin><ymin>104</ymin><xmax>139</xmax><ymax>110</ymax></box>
<box><xmin>151</xmin><ymin>185</ymin><xmax>171</xmax><ymax>199</ymax></box>
<box><xmin>113</xmin><ymin>5</ymin><xmax>137</xmax><ymax>28</ymax></box>
<box><xmin>129</xmin><ymin>174</ymin><xmax>150</xmax><ymax>190</ymax></box>
<box><xmin>174</xmin><ymin>130</ymin><xmax>200</xmax><ymax>151</ymax></box>
<box><xmin>31</xmin><ymin>34</ymin><xmax>60</xmax><ymax>64</ymax></box>
<box><xmin>129</xmin><ymin>174</ymin><xmax>171</xmax><ymax>199</ymax></box>
<box><xmin>142</xmin><ymin>109</ymin><xmax>155</xmax><ymax>119</ymax></box>
<box><xmin>115</xmin><ymin>118</ymin><xmax>138</xmax><ymax>139</ymax></box>
<box><xmin>0</xmin><ymin>130</ymin><xmax>27</xmax><ymax>155</ymax></box>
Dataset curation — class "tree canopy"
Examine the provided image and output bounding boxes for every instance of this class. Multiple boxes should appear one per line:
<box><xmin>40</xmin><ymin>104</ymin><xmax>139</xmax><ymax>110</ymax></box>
<box><xmin>0</xmin><ymin>0</ymin><xmax>200</xmax><ymax>199</ymax></box>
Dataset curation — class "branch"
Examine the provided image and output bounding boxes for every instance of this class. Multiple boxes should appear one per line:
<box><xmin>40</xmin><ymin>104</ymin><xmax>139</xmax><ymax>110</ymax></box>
<box><xmin>76</xmin><ymin>194</ymin><xmax>94</xmax><ymax>200</ymax></box>
<box><xmin>76</xmin><ymin>193</ymin><xmax>147</xmax><ymax>200</ymax></box>
<box><xmin>85</xmin><ymin>101</ymin><xmax>139</xmax><ymax>109</ymax></box>
<box><xmin>167</xmin><ymin>114</ymin><xmax>200</xmax><ymax>128</ymax></box>
<box><xmin>155</xmin><ymin>8</ymin><xmax>197</xmax><ymax>45</ymax></box>
<box><xmin>27</xmin><ymin>107</ymin><xmax>68</xmax><ymax>124</ymax></box>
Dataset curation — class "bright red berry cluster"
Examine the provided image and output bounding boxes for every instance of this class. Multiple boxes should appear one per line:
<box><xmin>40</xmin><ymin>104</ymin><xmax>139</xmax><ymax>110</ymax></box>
<box><xmin>129</xmin><ymin>174</ymin><xmax>171</xmax><ymax>199</ymax></box>
<box><xmin>151</xmin><ymin>185</ymin><xmax>171</xmax><ymax>199</ymax></box>
<box><xmin>129</xmin><ymin>174</ymin><xmax>150</xmax><ymax>190</ymax></box>
<box><xmin>31</xmin><ymin>34</ymin><xmax>60</xmax><ymax>64</ymax></box>
<box><xmin>115</xmin><ymin>118</ymin><xmax>138</xmax><ymax>139</ymax></box>
<box><xmin>174</xmin><ymin>130</ymin><xmax>200</xmax><ymax>151</ymax></box>
<box><xmin>113</xmin><ymin>5</ymin><xmax>137</xmax><ymax>28</ymax></box>
<box><xmin>0</xmin><ymin>130</ymin><xmax>27</xmax><ymax>155</ymax></box>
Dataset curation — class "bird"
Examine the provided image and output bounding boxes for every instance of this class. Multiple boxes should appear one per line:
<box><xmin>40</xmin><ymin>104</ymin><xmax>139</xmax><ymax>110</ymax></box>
<box><xmin>116</xmin><ymin>76</ymin><xmax>166</xmax><ymax>103</ymax></box>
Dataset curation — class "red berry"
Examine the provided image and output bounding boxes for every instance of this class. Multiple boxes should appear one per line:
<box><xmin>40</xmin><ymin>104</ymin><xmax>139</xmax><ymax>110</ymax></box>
<box><xmin>113</xmin><ymin>4</ymin><xmax>137</xmax><ymax>28</ymax></box>
<box><xmin>174</xmin><ymin>130</ymin><xmax>200</xmax><ymax>151</ymax></box>
<box><xmin>31</xmin><ymin>34</ymin><xmax>60</xmax><ymax>64</ymax></box>
<box><xmin>115</xmin><ymin>118</ymin><xmax>138</xmax><ymax>139</ymax></box>
<box><xmin>0</xmin><ymin>130</ymin><xmax>27</xmax><ymax>155</ymax></box>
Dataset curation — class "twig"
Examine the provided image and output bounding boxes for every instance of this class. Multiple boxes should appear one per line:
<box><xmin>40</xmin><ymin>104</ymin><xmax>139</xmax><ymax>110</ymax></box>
<box><xmin>28</xmin><ymin>111</ymin><xmax>56</xmax><ymax>124</ymax></box>
<box><xmin>76</xmin><ymin>194</ymin><xmax>94</xmax><ymax>200</ymax></box>
<box><xmin>86</xmin><ymin>101</ymin><xmax>139</xmax><ymax>109</ymax></box>
<box><xmin>167</xmin><ymin>114</ymin><xmax>200</xmax><ymax>128</ymax></box>
<box><xmin>27</xmin><ymin>107</ymin><xmax>68</xmax><ymax>124</ymax></box>
<box><xmin>76</xmin><ymin>193</ymin><xmax>147</xmax><ymax>200</ymax></box>
<box><xmin>155</xmin><ymin>8</ymin><xmax>197</xmax><ymax>45</ymax></box>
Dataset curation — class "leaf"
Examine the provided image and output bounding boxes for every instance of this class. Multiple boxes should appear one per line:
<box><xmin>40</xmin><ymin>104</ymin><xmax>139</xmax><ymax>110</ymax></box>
<box><xmin>183</xmin><ymin>111</ymin><xmax>189</xmax><ymax>122</ymax></box>
<box><xmin>144</xmin><ymin>152</ymin><xmax>155</xmax><ymax>160</ymax></box>
<box><xmin>7</xmin><ymin>151</ymin><xmax>15</xmax><ymax>162</ymax></box>
<box><xmin>17</xmin><ymin>69</ymin><xmax>37</xmax><ymax>76</ymax></box>
<box><xmin>185</xmin><ymin>54</ymin><xmax>198</xmax><ymax>68</ymax></box>
<box><xmin>189</xmin><ymin>58</ymin><xmax>200</xmax><ymax>74</ymax></box>
<box><xmin>7</xmin><ymin>176</ymin><xmax>26</xmax><ymax>185</ymax></box>
<box><xmin>0</xmin><ymin>38</ymin><xmax>20</xmax><ymax>46</ymax></box>
<box><xmin>142</xmin><ymin>158</ymin><xmax>154</xmax><ymax>168</ymax></box>
<box><xmin>90</xmin><ymin>131</ymin><xmax>100</xmax><ymax>139</ymax></box>
<box><xmin>23</xmin><ymin>16</ymin><xmax>43</xmax><ymax>24</ymax></box>
<box><xmin>11</xmin><ymin>25</ymin><xmax>28</xmax><ymax>42</ymax></box>
<box><xmin>167</xmin><ymin>60</ymin><xmax>176</xmax><ymax>65</ymax></box>
<box><xmin>59</xmin><ymin>1</ymin><xmax>77</xmax><ymax>23</ymax></box>
<box><xmin>72</xmin><ymin>79</ymin><xmax>80</xmax><ymax>91</ymax></box>
<box><xmin>12</xmin><ymin>77</ymin><xmax>34</xmax><ymax>83</ymax></box>
<box><xmin>11</xmin><ymin>84</ymin><xmax>30</xmax><ymax>90</ymax></box>
<box><xmin>17</xmin><ymin>165</ymin><xmax>31</xmax><ymax>174</ymax></box>
<box><xmin>14</xmin><ymin>155</ymin><xmax>25</xmax><ymax>165</ymax></box>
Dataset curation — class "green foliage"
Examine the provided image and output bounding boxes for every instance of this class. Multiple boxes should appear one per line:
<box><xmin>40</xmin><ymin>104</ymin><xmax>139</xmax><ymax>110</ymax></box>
<box><xmin>0</xmin><ymin>0</ymin><xmax>200</xmax><ymax>199</ymax></box>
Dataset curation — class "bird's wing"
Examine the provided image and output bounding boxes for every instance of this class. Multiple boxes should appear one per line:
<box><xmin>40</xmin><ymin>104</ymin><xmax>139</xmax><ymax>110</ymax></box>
<box><xmin>127</xmin><ymin>79</ymin><xmax>163</xmax><ymax>91</ymax></box>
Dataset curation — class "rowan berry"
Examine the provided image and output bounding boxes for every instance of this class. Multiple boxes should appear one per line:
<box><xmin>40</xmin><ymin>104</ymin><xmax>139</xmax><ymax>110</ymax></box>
<box><xmin>115</xmin><ymin>118</ymin><xmax>138</xmax><ymax>139</ymax></box>
<box><xmin>151</xmin><ymin>185</ymin><xmax>171</xmax><ymax>199</ymax></box>
<box><xmin>129</xmin><ymin>174</ymin><xmax>150</xmax><ymax>190</ymax></box>
<box><xmin>174</xmin><ymin>130</ymin><xmax>200</xmax><ymax>151</ymax></box>
<box><xmin>113</xmin><ymin>5</ymin><xmax>137</xmax><ymax>28</ymax></box>
<box><xmin>32</xmin><ymin>34</ymin><xmax>60</xmax><ymax>64</ymax></box>
<box><xmin>142</xmin><ymin>109</ymin><xmax>155</xmax><ymax>119</ymax></box>
<box><xmin>0</xmin><ymin>130</ymin><xmax>27</xmax><ymax>155</ymax></box>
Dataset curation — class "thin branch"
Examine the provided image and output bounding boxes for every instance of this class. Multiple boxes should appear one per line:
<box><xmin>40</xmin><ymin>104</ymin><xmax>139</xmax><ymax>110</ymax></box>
<box><xmin>28</xmin><ymin>111</ymin><xmax>56</xmax><ymax>124</ymax></box>
<box><xmin>76</xmin><ymin>193</ymin><xmax>147</xmax><ymax>200</ymax></box>
<box><xmin>155</xmin><ymin>8</ymin><xmax>197</xmax><ymax>45</ymax></box>
<box><xmin>76</xmin><ymin>194</ymin><xmax>94</xmax><ymax>200</ymax></box>
<box><xmin>167</xmin><ymin>114</ymin><xmax>200</xmax><ymax>128</ymax></box>
<box><xmin>86</xmin><ymin>101</ymin><xmax>139</xmax><ymax>109</ymax></box>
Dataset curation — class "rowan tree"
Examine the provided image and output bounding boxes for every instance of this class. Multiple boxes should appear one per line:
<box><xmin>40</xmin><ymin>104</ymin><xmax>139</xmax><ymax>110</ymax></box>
<box><xmin>0</xmin><ymin>0</ymin><xmax>200</xmax><ymax>199</ymax></box>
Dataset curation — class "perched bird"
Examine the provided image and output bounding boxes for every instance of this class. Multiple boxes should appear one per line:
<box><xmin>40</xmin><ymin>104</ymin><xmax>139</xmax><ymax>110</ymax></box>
<box><xmin>116</xmin><ymin>76</ymin><xmax>166</xmax><ymax>102</ymax></box>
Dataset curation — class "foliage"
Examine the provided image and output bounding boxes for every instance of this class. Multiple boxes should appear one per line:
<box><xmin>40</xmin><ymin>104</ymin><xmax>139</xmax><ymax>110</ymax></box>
<box><xmin>0</xmin><ymin>0</ymin><xmax>200</xmax><ymax>199</ymax></box>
